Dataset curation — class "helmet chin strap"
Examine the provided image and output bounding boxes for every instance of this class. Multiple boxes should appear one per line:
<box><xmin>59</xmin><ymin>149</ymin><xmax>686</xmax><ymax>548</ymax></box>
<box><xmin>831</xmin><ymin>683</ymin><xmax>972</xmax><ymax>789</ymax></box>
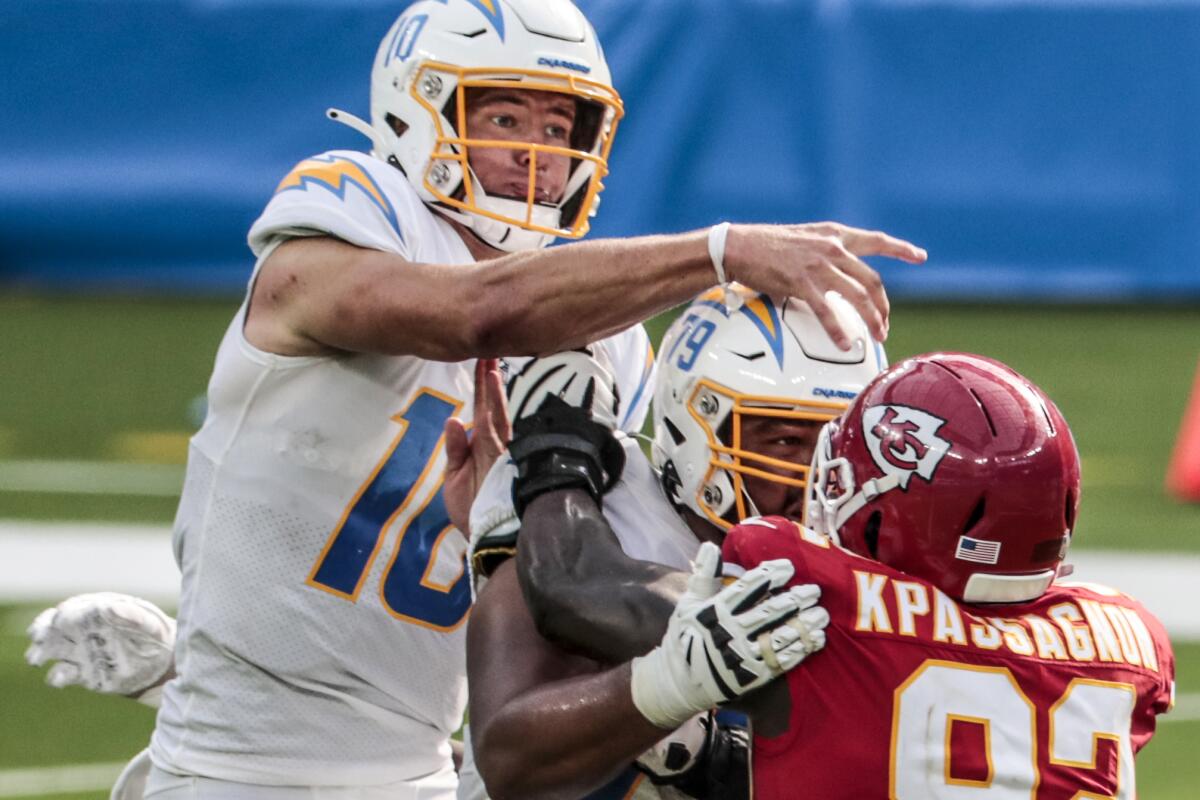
<box><xmin>833</xmin><ymin>473</ymin><xmax>903</xmax><ymax>530</ymax></box>
<box><xmin>815</xmin><ymin>456</ymin><xmax>905</xmax><ymax>536</ymax></box>
<box><xmin>739</xmin><ymin>487</ymin><xmax>761</xmax><ymax>523</ymax></box>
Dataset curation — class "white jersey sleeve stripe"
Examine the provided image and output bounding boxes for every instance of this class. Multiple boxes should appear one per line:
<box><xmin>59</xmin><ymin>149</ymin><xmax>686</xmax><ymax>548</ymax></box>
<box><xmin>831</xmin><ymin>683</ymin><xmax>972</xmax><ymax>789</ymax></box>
<box><xmin>620</xmin><ymin>337</ymin><xmax>656</xmax><ymax>432</ymax></box>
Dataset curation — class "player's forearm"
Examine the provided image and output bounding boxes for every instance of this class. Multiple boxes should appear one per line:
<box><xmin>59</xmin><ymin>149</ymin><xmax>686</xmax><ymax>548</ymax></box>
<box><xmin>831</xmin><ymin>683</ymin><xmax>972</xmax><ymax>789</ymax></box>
<box><xmin>460</xmin><ymin>231</ymin><xmax>715</xmax><ymax>357</ymax></box>
<box><xmin>289</xmin><ymin>232</ymin><xmax>713</xmax><ymax>360</ymax></box>
<box><xmin>472</xmin><ymin>663</ymin><xmax>664</xmax><ymax>800</ymax></box>
<box><xmin>518</xmin><ymin>490</ymin><xmax>685</xmax><ymax>663</ymax></box>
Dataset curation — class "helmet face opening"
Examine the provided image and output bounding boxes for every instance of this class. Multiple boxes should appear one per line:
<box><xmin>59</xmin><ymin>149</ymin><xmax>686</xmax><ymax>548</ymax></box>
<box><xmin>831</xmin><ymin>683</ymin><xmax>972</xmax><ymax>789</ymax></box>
<box><xmin>652</xmin><ymin>286</ymin><xmax>887</xmax><ymax>535</ymax></box>
<box><xmin>686</xmin><ymin>378</ymin><xmax>846</xmax><ymax>530</ymax></box>
<box><xmin>361</xmin><ymin>0</ymin><xmax>621</xmax><ymax>251</ymax></box>
<box><xmin>411</xmin><ymin>62</ymin><xmax>623</xmax><ymax>239</ymax></box>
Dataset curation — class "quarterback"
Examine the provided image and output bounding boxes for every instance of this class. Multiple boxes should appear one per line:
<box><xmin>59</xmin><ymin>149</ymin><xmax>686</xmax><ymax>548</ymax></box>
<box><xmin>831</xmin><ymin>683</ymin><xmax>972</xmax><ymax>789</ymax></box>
<box><xmin>463</xmin><ymin>286</ymin><xmax>887</xmax><ymax>798</ymax></box>
<box><xmin>26</xmin><ymin>0</ymin><xmax>924</xmax><ymax>797</ymax></box>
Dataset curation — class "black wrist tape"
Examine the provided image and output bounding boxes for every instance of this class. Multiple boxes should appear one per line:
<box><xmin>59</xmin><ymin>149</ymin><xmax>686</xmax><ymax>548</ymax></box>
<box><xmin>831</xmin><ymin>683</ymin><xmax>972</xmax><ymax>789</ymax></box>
<box><xmin>509</xmin><ymin>395</ymin><xmax>626</xmax><ymax>519</ymax></box>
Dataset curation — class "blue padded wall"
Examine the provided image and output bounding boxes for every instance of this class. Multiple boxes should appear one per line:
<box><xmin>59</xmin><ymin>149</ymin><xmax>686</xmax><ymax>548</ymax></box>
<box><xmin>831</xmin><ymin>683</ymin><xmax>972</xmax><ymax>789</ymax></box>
<box><xmin>4</xmin><ymin>0</ymin><xmax>1198</xmax><ymax>298</ymax></box>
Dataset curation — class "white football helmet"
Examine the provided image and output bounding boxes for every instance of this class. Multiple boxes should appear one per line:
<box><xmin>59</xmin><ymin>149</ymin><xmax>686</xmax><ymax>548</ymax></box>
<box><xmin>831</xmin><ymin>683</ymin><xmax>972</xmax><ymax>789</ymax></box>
<box><xmin>652</xmin><ymin>285</ymin><xmax>887</xmax><ymax>531</ymax></box>
<box><xmin>329</xmin><ymin>0</ymin><xmax>623</xmax><ymax>252</ymax></box>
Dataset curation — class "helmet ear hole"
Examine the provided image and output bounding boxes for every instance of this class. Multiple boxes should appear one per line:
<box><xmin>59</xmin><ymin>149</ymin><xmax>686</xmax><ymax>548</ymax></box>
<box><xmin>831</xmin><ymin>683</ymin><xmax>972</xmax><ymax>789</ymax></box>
<box><xmin>385</xmin><ymin>113</ymin><xmax>409</xmax><ymax>138</ymax></box>
<box><xmin>864</xmin><ymin>511</ymin><xmax>882</xmax><ymax>559</ymax></box>
<box><xmin>660</xmin><ymin>460</ymin><xmax>684</xmax><ymax>508</ymax></box>
<box><xmin>962</xmin><ymin>496</ymin><xmax>987</xmax><ymax>534</ymax></box>
<box><xmin>1064</xmin><ymin>488</ymin><xmax>1077</xmax><ymax>531</ymax></box>
<box><xmin>662</xmin><ymin>416</ymin><xmax>686</xmax><ymax>446</ymax></box>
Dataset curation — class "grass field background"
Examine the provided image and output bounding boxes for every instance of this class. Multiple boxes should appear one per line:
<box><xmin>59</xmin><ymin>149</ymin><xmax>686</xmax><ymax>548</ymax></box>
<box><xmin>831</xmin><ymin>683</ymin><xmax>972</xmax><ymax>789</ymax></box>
<box><xmin>0</xmin><ymin>293</ymin><xmax>1197</xmax><ymax>797</ymax></box>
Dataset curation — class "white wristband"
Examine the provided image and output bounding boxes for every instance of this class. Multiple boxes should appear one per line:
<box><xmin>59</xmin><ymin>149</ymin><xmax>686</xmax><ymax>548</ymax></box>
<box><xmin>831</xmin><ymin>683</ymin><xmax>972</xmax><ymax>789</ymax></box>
<box><xmin>707</xmin><ymin>222</ymin><xmax>731</xmax><ymax>285</ymax></box>
<box><xmin>630</xmin><ymin>649</ymin><xmax>701</xmax><ymax>729</ymax></box>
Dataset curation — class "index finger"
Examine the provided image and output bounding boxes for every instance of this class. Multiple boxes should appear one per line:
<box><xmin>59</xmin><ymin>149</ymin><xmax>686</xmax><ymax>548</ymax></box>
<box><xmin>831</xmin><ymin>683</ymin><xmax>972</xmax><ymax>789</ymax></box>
<box><xmin>482</xmin><ymin>360</ymin><xmax>511</xmax><ymax>446</ymax></box>
<box><xmin>473</xmin><ymin>359</ymin><xmax>499</xmax><ymax>432</ymax></box>
<box><xmin>840</xmin><ymin>228</ymin><xmax>927</xmax><ymax>264</ymax></box>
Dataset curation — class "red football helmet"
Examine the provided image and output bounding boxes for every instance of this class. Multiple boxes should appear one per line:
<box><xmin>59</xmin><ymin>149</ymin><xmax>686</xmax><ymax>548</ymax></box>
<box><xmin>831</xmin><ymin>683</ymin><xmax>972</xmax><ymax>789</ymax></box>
<box><xmin>807</xmin><ymin>352</ymin><xmax>1081</xmax><ymax>604</ymax></box>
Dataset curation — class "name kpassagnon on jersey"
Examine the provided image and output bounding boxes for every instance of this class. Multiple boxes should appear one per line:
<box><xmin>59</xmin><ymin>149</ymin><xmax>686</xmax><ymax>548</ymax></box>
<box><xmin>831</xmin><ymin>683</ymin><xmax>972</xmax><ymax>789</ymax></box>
<box><xmin>851</xmin><ymin>569</ymin><xmax>1161</xmax><ymax>672</ymax></box>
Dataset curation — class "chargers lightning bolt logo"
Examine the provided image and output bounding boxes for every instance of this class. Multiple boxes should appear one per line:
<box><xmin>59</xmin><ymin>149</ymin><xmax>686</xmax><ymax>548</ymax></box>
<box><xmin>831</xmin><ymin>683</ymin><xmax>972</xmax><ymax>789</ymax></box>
<box><xmin>275</xmin><ymin>155</ymin><xmax>403</xmax><ymax>240</ymax></box>
<box><xmin>460</xmin><ymin>0</ymin><xmax>506</xmax><ymax>41</ymax></box>
<box><xmin>739</xmin><ymin>295</ymin><xmax>785</xmax><ymax>368</ymax></box>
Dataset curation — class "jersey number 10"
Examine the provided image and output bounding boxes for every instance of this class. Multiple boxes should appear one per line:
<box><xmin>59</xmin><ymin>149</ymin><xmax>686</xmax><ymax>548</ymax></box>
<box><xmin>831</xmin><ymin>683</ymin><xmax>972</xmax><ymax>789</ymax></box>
<box><xmin>306</xmin><ymin>389</ymin><xmax>472</xmax><ymax>631</ymax></box>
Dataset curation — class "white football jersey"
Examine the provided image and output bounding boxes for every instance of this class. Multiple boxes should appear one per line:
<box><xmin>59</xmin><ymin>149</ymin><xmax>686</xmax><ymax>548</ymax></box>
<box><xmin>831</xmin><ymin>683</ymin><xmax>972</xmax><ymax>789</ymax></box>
<box><xmin>150</xmin><ymin>150</ymin><xmax>654</xmax><ymax>788</ymax></box>
<box><xmin>603</xmin><ymin>436</ymin><xmax>699</xmax><ymax>570</ymax></box>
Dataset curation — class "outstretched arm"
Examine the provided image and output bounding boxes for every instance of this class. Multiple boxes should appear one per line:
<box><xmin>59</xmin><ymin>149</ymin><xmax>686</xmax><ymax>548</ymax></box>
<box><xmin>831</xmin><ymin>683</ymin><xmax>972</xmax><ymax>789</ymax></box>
<box><xmin>245</xmin><ymin>223</ymin><xmax>925</xmax><ymax>359</ymax></box>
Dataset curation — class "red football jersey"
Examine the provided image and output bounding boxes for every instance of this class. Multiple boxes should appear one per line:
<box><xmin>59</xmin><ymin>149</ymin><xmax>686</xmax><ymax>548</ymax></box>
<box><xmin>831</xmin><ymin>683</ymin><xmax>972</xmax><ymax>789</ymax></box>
<box><xmin>722</xmin><ymin>516</ymin><xmax>1175</xmax><ymax>800</ymax></box>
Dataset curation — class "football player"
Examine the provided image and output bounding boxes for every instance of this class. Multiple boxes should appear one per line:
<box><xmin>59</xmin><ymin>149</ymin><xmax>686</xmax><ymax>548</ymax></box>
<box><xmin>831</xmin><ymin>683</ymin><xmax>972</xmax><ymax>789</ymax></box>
<box><xmin>463</xmin><ymin>285</ymin><xmax>887</xmax><ymax>798</ymax></box>
<box><xmin>25</xmin><ymin>0</ymin><xmax>925</xmax><ymax>796</ymax></box>
<box><xmin>721</xmin><ymin>353</ymin><xmax>1175</xmax><ymax>797</ymax></box>
<box><xmin>495</xmin><ymin>347</ymin><xmax>1174</xmax><ymax>798</ymax></box>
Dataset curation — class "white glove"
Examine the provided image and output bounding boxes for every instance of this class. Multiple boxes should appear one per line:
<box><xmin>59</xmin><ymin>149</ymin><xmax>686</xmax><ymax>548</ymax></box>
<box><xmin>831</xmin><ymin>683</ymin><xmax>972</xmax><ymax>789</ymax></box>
<box><xmin>630</xmin><ymin>542</ymin><xmax>829</xmax><ymax>729</ymax></box>
<box><xmin>25</xmin><ymin>593</ymin><xmax>176</xmax><ymax>704</ymax></box>
<box><xmin>506</xmin><ymin>348</ymin><xmax>620</xmax><ymax>430</ymax></box>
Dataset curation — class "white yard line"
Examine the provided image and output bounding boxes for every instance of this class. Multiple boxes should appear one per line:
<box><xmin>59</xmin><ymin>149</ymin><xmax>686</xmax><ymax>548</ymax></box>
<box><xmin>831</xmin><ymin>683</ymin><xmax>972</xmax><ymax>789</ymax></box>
<box><xmin>1165</xmin><ymin>692</ymin><xmax>1200</xmax><ymax>723</ymax></box>
<box><xmin>0</xmin><ymin>521</ymin><xmax>178</xmax><ymax>604</ymax></box>
<box><xmin>0</xmin><ymin>760</ymin><xmax>126</xmax><ymax>798</ymax></box>
<box><xmin>0</xmin><ymin>519</ymin><xmax>1198</xmax><ymax>639</ymax></box>
<box><xmin>0</xmin><ymin>461</ymin><xmax>183</xmax><ymax>497</ymax></box>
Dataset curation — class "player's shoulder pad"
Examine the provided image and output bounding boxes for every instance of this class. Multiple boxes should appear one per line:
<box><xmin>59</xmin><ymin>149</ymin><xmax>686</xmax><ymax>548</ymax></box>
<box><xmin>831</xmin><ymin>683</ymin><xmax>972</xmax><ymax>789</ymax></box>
<box><xmin>723</xmin><ymin>515</ymin><xmax>842</xmax><ymax>572</ymax></box>
<box><xmin>1050</xmin><ymin>578</ymin><xmax>1175</xmax><ymax>651</ymax></box>
<box><xmin>249</xmin><ymin>150</ymin><xmax>420</xmax><ymax>257</ymax></box>
<box><xmin>1053</xmin><ymin>579</ymin><xmax>1135</xmax><ymax>602</ymax></box>
<box><xmin>738</xmin><ymin>515</ymin><xmax>783</xmax><ymax>529</ymax></box>
<box><xmin>595</xmin><ymin>324</ymin><xmax>656</xmax><ymax>434</ymax></box>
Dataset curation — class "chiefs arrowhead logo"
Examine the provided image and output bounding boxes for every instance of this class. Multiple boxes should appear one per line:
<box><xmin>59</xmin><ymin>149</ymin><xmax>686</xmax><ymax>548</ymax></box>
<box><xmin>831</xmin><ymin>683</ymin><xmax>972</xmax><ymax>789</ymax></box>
<box><xmin>862</xmin><ymin>405</ymin><xmax>951</xmax><ymax>489</ymax></box>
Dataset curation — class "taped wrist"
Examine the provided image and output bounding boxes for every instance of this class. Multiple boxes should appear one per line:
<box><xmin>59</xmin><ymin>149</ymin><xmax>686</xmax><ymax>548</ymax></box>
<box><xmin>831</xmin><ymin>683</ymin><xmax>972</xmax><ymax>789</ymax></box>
<box><xmin>630</xmin><ymin>648</ymin><xmax>701</xmax><ymax>729</ymax></box>
<box><xmin>509</xmin><ymin>395</ymin><xmax>625</xmax><ymax>519</ymax></box>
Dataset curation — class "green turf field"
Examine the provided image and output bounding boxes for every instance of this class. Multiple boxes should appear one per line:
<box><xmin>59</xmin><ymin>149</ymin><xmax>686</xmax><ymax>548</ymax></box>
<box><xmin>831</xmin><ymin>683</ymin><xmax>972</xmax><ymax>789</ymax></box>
<box><xmin>1</xmin><ymin>605</ymin><xmax>1197</xmax><ymax>798</ymax></box>
<box><xmin>11</xmin><ymin>294</ymin><xmax>1192</xmax><ymax>549</ymax></box>
<box><xmin>1</xmin><ymin>293</ymin><xmax>1198</xmax><ymax>796</ymax></box>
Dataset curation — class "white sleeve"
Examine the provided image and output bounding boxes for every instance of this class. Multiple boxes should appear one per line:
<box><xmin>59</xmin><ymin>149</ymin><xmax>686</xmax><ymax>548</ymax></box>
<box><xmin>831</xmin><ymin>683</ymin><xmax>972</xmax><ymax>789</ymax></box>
<box><xmin>594</xmin><ymin>324</ymin><xmax>656</xmax><ymax>435</ymax></box>
<box><xmin>247</xmin><ymin>150</ymin><xmax>414</xmax><ymax>259</ymax></box>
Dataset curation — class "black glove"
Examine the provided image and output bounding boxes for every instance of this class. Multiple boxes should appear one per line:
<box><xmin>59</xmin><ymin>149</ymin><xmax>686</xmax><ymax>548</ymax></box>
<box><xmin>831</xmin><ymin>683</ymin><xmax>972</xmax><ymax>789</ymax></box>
<box><xmin>636</xmin><ymin>712</ymin><xmax>751</xmax><ymax>800</ymax></box>
<box><xmin>509</xmin><ymin>393</ymin><xmax>625</xmax><ymax>518</ymax></box>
